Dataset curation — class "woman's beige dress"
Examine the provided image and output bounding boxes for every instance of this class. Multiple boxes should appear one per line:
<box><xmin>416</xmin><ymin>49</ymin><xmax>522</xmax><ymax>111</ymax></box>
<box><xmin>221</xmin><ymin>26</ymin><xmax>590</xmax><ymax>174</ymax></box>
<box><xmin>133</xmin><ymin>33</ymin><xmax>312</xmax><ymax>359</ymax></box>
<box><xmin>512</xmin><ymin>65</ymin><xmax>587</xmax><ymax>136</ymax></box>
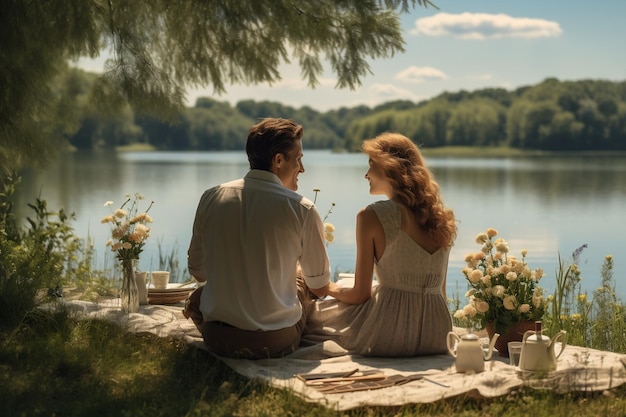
<box><xmin>303</xmin><ymin>200</ymin><xmax>452</xmax><ymax>356</ymax></box>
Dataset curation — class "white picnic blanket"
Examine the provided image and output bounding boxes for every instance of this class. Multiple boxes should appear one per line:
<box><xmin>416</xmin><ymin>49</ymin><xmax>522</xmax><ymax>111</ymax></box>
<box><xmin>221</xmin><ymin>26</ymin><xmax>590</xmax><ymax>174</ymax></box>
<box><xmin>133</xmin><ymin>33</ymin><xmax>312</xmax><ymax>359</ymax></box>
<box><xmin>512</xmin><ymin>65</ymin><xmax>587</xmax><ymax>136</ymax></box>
<box><xmin>60</xmin><ymin>299</ymin><xmax>626</xmax><ymax>411</ymax></box>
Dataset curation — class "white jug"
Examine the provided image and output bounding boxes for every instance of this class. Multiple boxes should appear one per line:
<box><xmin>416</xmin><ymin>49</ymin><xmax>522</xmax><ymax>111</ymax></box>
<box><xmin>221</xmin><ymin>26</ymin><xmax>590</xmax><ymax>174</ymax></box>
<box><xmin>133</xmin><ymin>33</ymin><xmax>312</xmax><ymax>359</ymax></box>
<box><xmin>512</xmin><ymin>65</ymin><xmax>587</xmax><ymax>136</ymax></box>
<box><xmin>447</xmin><ymin>332</ymin><xmax>499</xmax><ymax>373</ymax></box>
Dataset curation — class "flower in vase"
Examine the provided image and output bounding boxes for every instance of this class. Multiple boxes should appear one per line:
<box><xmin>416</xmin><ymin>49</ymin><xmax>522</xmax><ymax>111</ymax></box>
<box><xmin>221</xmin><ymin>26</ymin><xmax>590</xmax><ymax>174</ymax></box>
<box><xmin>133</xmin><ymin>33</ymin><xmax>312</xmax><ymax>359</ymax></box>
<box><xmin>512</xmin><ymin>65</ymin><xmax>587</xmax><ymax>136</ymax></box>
<box><xmin>453</xmin><ymin>228</ymin><xmax>547</xmax><ymax>334</ymax></box>
<box><xmin>101</xmin><ymin>193</ymin><xmax>154</xmax><ymax>262</ymax></box>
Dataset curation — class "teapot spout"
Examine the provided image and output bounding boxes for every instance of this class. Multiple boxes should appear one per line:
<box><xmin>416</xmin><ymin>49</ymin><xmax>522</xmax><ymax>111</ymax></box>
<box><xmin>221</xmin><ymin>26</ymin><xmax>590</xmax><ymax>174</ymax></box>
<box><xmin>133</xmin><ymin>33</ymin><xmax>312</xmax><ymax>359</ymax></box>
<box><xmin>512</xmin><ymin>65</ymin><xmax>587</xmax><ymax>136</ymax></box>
<box><xmin>484</xmin><ymin>333</ymin><xmax>500</xmax><ymax>360</ymax></box>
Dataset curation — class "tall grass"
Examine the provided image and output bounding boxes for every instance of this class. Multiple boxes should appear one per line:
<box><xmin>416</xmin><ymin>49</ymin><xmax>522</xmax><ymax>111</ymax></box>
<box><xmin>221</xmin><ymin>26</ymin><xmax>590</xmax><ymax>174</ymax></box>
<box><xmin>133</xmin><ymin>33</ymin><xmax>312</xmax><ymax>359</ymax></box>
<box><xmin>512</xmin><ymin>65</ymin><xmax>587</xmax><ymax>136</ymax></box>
<box><xmin>156</xmin><ymin>238</ymin><xmax>190</xmax><ymax>283</ymax></box>
<box><xmin>545</xmin><ymin>246</ymin><xmax>626</xmax><ymax>352</ymax></box>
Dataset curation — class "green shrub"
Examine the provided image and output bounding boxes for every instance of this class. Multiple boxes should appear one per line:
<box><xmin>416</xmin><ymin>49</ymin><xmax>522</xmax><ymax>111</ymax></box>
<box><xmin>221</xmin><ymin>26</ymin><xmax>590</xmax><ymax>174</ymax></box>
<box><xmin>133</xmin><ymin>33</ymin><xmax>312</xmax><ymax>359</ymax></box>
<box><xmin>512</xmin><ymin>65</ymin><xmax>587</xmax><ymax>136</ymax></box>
<box><xmin>0</xmin><ymin>173</ymin><xmax>113</xmax><ymax>328</ymax></box>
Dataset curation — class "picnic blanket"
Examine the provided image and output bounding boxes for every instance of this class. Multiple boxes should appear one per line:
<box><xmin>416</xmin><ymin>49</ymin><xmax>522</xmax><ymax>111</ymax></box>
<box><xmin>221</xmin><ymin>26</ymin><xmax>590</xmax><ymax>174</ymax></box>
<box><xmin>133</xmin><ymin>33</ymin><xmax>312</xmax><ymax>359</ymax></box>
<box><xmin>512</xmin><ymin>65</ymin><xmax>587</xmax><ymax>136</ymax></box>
<box><xmin>61</xmin><ymin>299</ymin><xmax>626</xmax><ymax>411</ymax></box>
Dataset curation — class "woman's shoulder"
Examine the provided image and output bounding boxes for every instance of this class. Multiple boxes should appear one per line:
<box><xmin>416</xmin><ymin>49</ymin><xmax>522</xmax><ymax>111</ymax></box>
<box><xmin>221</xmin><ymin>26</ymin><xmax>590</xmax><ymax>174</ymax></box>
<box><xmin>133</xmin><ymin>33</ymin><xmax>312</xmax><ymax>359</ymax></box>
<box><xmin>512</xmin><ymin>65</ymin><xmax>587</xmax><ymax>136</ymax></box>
<box><xmin>366</xmin><ymin>200</ymin><xmax>399</xmax><ymax>219</ymax></box>
<box><xmin>366</xmin><ymin>200</ymin><xmax>395</xmax><ymax>211</ymax></box>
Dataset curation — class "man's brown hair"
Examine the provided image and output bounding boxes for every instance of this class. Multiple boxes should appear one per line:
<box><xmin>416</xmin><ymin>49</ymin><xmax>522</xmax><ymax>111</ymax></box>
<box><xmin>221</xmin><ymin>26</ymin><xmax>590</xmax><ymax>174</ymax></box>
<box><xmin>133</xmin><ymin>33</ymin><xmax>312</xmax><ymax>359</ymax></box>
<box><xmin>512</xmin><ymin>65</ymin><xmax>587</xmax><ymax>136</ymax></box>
<box><xmin>246</xmin><ymin>118</ymin><xmax>304</xmax><ymax>171</ymax></box>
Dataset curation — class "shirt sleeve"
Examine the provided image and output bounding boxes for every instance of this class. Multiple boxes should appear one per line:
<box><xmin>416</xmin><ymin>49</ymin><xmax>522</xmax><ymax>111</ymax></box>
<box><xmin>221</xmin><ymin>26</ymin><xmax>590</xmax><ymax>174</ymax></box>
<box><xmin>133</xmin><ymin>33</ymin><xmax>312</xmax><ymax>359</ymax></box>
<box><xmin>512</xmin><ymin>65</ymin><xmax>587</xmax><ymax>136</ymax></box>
<box><xmin>298</xmin><ymin>206</ymin><xmax>332</xmax><ymax>289</ymax></box>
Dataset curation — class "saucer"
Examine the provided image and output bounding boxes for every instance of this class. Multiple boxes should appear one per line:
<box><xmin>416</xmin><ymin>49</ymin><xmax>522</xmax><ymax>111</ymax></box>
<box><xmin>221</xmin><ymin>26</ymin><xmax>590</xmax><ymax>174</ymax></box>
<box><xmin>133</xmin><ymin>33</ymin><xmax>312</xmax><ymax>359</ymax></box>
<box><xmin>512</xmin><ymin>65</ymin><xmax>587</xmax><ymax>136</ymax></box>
<box><xmin>147</xmin><ymin>287</ymin><xmax>193</xmax><ymax>304</ymax></box>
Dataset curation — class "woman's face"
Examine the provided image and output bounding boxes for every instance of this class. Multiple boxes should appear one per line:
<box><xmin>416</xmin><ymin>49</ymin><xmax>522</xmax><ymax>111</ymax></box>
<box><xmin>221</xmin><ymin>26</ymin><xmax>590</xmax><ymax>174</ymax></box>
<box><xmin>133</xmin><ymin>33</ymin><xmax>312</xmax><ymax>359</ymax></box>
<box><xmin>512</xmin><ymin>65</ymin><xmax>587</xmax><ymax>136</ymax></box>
<box><xmin>365</xmin><ymin>159</ymin><xmax>393</xmax><ymax>197</ymax></box>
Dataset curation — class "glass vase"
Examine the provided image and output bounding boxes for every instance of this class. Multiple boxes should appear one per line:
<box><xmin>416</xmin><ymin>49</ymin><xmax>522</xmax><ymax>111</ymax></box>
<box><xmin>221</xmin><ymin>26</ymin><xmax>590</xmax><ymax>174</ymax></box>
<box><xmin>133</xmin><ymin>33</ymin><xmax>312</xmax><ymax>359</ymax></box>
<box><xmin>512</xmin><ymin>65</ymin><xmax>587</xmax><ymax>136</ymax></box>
<box><xmin>120</xmin><ymin>258</ymin><xmax>139</xmax><ymax>313</ymax></box>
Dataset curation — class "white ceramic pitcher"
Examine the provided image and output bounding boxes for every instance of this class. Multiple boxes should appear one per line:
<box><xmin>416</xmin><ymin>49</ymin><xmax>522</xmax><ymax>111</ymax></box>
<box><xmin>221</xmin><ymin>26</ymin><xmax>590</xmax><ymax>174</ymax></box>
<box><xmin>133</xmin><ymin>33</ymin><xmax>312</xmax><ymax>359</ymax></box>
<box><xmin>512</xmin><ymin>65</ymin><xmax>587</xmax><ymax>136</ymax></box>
<box><xmin>447</xmin><ymin>332</ymin><xmax>500</xmax><ymax>373</ymax></box>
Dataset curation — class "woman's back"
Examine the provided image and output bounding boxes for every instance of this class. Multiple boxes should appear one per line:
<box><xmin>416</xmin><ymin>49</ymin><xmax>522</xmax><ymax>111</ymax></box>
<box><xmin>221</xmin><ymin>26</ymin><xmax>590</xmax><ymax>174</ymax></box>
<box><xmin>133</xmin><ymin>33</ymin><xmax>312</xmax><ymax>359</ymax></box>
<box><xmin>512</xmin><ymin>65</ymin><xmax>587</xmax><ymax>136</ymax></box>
<box><xmin>304</xmin><ymin>200</ymin><xmax>452</xmax><ymax>356</ymax></box>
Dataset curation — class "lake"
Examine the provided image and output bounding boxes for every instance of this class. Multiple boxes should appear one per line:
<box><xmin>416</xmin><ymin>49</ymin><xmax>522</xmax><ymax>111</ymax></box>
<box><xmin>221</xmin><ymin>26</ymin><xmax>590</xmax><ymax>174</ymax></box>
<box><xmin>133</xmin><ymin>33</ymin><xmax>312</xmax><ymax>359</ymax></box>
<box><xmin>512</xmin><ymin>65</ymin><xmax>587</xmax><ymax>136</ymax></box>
<box><xmin>13</xmin><ymin>150</ymin><xmax>626</xmax><ymax>300</ymax></box>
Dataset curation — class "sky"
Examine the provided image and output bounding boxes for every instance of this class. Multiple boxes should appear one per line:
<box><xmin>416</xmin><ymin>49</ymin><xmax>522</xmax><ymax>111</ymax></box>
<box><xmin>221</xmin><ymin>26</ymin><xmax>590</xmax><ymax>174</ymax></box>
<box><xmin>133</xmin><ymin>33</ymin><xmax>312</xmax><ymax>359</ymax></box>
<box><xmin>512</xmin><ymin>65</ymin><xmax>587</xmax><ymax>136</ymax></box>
<box><xmin>76</xmin><ymin>0</ymin><xmax>626</xmax><ymax>112</ymax></box>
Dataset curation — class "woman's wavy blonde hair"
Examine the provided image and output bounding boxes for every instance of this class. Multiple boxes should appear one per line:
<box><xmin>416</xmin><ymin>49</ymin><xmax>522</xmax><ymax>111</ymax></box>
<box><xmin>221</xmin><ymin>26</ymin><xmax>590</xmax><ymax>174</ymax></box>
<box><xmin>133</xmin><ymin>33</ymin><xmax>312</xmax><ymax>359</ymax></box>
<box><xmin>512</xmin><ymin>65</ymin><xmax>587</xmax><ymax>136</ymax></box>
<box><xmin>362</xmin><ymin>132</ymin><xmax>457</xmax><ymax>248</ymax></box>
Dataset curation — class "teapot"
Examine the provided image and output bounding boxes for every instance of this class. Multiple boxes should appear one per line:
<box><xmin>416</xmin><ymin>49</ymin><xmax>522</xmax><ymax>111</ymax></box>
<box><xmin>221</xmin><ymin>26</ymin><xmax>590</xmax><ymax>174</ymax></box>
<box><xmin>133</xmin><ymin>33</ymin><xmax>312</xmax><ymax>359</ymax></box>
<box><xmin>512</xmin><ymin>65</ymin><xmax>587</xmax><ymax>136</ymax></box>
<box><xmin>519</xmin><ymin>321</ymin><xmax>567</xmax><ymax>372</ymax></box>
<box><xmin>447</xmin><ymin>331</ymin><xmax>500</xmax><ymax>373</ymax></box>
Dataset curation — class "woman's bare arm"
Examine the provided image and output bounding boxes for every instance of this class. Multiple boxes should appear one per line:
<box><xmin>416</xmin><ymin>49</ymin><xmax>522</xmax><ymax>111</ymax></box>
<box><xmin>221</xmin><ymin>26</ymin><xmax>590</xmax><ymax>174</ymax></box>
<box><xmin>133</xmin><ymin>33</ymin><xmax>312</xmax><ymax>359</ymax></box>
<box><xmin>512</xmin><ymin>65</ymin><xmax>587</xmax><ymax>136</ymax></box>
<box><xmin>327</xmin><ymin>207</ymin><xmax>380</xmax><ymax>304</ymax></box>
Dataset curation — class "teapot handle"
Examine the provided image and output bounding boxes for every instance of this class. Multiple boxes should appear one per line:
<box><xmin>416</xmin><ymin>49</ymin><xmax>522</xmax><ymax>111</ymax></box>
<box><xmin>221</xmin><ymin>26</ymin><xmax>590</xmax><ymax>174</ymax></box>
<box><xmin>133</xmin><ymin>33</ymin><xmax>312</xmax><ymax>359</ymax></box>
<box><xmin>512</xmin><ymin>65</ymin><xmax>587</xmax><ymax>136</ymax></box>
<box><xmin>522</xmin><ymin>329</ymin><xmax>535</xmax><ymax>342</ymax></box>
<box><xmin>553</xmin><ymin>330</ymin><xmax>568</xmax><ymax>359</ymax></box>
<box><xmin>446</xmin><ymin>332</ymin><xmax>460</xmax><ymax>358</ymax></box>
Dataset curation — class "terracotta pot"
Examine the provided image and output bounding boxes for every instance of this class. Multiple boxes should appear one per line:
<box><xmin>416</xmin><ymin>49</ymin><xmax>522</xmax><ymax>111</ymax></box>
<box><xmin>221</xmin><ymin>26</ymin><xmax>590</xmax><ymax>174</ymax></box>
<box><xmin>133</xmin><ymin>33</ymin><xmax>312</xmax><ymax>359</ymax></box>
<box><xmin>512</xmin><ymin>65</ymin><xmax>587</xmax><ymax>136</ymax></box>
<box><xmin>486</xmin><ymin>320</ymin><xmax>536</xmax><ymax>357</ymax></box>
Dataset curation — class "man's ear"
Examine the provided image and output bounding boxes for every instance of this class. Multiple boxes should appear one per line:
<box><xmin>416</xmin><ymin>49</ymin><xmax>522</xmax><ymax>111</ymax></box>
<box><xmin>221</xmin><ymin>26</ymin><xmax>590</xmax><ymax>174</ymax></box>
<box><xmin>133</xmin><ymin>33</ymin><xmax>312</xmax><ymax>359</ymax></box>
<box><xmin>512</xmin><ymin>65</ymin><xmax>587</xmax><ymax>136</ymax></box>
<box><xmin>272</xmin><ymin>152</ymin><xmax>284</xmax><ymax>169</ymax></box>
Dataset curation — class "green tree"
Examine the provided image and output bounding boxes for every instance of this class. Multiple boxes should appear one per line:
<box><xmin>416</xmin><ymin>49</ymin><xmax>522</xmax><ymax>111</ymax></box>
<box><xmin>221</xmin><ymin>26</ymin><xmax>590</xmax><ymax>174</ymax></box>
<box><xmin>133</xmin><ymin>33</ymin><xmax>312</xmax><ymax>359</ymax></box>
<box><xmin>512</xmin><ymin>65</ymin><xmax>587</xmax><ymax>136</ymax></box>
<box><xmin>445</xmin><ymin>98</ymin><xmax>505</xmax><ymax>147</ymax></box>
<box><xmin>1</xmin><ymin>0</ymin><xmax>435</xmax><ymax>172</ymax></box>
<box><xmin>185</xmin><ymin>98</ymin><xmax>253</xmax><ymax>150</ymax></box>
<box><xmin>405</xmin><ymin>99</ymin><xmax>450</xmax><ymax>147</ymax></box>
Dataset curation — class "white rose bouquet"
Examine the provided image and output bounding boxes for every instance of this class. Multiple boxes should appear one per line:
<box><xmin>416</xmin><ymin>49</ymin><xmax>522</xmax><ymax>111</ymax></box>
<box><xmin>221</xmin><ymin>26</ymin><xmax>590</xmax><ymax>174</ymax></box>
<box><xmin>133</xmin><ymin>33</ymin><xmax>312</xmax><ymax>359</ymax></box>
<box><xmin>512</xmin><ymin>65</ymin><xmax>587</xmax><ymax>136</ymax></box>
<box><xmin>454</xmin><ymin>228</ymin><xmax>547</xmax><ymax>334</ymax></box>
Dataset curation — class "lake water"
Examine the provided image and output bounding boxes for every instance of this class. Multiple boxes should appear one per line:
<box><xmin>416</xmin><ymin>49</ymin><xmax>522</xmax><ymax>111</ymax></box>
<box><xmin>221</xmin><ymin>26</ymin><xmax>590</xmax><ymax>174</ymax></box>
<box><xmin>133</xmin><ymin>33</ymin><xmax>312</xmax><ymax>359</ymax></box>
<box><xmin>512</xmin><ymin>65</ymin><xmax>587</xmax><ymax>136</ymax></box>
<box><xmin>14</xmin><ymin>150</ymin><xmax>626</xmax><ymax>300</ymax></box>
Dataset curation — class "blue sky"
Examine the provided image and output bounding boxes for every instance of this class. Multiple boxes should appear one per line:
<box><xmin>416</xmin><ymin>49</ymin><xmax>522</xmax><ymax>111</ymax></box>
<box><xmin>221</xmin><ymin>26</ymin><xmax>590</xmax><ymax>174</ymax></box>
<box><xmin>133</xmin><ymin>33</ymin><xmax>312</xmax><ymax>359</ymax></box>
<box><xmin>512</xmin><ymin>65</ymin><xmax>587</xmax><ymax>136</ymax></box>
<box><xmin>77</xmin><ymin>0</ymin><xmax>626</xmax><ymax>112</ymax></box>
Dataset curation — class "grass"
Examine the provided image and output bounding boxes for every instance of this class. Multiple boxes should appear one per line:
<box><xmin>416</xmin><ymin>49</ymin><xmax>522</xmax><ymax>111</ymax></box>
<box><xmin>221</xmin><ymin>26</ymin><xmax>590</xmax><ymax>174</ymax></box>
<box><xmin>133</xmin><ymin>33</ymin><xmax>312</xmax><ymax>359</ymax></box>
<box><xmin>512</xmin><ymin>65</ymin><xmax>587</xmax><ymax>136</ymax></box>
<box><xmin>1</xmin><ymin>306</ymin><xmax>625</xmax><ymax>417</ymax></box>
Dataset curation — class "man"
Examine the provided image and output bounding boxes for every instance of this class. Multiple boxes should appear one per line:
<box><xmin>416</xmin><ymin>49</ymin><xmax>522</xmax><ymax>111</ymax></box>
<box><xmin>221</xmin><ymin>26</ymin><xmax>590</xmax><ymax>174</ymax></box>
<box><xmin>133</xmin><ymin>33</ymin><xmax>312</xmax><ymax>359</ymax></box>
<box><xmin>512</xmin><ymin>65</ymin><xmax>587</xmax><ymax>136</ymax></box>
<box><xmin>184</xmin><ymin>117</ymin><xmax>331</xmax><ymax>359</ymax></box>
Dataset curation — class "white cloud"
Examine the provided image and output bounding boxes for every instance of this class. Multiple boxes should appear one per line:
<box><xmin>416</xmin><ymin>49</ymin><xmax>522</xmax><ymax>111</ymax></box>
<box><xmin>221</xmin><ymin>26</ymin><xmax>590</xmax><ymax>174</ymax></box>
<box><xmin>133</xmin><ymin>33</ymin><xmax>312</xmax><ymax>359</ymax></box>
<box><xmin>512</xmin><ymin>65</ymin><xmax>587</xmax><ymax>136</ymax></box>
<box><xmin>412</xmin><ymin>12</ymin><xmax>562</xmax><ymax>40</ymax></box>
<box><xmin>368</xmin><ymin>83</ymin><xmax>420</xmax><ymax>102</ymax></box>
<box><xmin>395</xmin><ymin>66</ymin><xmax>448</xmax><ymax>83</ymax></box>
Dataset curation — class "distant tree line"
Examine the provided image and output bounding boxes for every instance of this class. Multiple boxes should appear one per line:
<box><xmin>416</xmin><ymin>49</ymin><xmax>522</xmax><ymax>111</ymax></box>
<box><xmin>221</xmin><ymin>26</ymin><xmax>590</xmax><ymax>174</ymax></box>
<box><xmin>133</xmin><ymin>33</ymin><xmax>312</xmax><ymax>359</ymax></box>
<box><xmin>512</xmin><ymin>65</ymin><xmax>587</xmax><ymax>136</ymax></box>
<box><xmin>62</xmin><ymin>69</ymin><xmax>626</xmax><ymax>152</ymax></box>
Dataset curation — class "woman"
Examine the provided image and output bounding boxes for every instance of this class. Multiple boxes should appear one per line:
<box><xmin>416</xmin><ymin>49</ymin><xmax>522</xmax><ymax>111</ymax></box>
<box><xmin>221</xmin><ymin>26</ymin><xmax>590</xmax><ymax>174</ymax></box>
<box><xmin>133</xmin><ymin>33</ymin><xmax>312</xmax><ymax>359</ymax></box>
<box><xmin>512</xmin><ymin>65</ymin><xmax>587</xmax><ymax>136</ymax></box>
<box><xmin>303</xmin><ymin>132</ymin><xmax>457</xmax><ymax>356</ymax></box>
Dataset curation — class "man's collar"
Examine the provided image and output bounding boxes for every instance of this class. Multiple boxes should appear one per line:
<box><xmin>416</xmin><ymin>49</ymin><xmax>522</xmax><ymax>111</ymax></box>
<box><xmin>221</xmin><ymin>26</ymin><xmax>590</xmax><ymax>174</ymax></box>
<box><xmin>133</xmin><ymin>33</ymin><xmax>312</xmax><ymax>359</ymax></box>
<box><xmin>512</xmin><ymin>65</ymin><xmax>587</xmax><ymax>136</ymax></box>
<box><xmin>245</xmin><ymin>169</ymin><xmax>282</xmax><ymax>185</ymax></box>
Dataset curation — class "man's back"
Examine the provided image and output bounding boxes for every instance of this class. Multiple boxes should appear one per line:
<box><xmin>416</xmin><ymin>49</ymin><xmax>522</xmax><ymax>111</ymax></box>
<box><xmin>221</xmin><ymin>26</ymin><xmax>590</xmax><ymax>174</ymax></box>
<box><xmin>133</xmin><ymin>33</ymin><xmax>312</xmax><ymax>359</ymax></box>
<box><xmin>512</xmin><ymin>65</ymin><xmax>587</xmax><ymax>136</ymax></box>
<box><xmin>188</xmin><ymin>170</ymin><xmax>329</xmax><ymax>331</ymax></box>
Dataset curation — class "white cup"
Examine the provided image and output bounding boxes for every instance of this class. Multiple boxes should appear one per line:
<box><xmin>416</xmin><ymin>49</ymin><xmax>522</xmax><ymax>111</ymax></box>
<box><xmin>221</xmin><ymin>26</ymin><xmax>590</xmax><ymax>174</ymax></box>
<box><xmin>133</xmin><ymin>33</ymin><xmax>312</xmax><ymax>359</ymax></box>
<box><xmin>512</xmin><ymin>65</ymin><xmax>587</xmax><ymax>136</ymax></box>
<box><xmin>151</xmin><ymin>271</ymin><xmax>170</xmax><ymax>289</ymax></box>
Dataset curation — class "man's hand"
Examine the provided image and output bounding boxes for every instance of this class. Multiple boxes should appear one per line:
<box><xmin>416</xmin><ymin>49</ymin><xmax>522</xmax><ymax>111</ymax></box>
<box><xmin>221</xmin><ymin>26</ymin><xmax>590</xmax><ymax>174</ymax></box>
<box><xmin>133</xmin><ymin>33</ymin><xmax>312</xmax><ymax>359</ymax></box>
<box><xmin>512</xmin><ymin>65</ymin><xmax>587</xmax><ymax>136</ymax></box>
<box><xmin>309</xmin><ymin>282</ymin><xmax>333</xmax><ymax>299</ymax></box>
